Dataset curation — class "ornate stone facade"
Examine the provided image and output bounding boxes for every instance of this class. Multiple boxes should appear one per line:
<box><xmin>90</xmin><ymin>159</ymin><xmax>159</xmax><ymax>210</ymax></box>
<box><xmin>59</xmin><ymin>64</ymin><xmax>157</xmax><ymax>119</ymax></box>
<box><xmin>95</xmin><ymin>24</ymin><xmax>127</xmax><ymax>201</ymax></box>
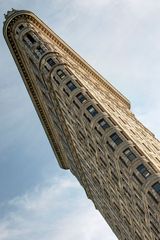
<box><xmin>3</xmin><ymin>9</ymin><xmax>160</xmax><ymax>240</ymax></box>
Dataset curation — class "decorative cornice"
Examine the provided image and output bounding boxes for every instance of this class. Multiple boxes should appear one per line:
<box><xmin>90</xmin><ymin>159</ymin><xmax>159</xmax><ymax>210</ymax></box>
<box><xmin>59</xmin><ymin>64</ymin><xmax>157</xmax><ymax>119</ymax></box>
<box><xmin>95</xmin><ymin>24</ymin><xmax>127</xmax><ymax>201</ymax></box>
<box><xmin>3</xmin><ymin>10</ymin><xmax>131</xmax><ymax>110</ymax></box>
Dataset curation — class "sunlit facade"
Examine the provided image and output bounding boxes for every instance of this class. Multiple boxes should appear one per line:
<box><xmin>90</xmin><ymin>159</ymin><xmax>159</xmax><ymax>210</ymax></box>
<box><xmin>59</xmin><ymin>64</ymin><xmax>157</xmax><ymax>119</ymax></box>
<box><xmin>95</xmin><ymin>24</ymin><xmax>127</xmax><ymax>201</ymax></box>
<box><xmin>3</xmin><ymin>9</ymin><xmax>160</xmax><ymax>240</ymax></box>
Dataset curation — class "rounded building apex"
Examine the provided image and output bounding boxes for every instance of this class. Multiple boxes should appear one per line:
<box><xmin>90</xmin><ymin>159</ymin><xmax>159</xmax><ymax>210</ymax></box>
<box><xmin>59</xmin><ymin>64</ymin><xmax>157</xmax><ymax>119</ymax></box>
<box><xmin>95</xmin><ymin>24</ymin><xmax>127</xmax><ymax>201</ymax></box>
<box><xmin>4</xmin><ymin>8</ymin><xmax>17</xmax><ymax>20</ymax></box>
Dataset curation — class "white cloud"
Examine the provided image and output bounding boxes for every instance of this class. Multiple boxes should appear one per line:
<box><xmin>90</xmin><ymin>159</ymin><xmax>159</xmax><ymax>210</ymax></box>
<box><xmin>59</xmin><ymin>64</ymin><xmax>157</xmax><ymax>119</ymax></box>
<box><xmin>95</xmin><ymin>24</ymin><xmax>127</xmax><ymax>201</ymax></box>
<box><xmin>9</xmin><ymin>177</ymin><xmax>78</xmax><ymax>213</ymax></box>
<box><xmin>0</xmin><ymin>176</ymin><xmax>117</xmax><ymax>240</ymax></box>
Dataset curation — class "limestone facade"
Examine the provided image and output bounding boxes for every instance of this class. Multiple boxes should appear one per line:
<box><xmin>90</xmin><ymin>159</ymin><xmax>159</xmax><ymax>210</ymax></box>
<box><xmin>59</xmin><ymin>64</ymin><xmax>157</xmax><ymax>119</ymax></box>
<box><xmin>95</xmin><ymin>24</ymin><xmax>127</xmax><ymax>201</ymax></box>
<box><xmin>3</xmin><ymin>9</ymin><xmax>160</xmax><ymax>240</ymax></box>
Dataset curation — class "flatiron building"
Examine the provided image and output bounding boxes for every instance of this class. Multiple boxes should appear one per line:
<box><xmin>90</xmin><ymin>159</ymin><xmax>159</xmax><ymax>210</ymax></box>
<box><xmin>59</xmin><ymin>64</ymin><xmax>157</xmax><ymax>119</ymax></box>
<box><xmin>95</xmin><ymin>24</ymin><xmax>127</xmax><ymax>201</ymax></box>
<box><xmin>3</xmin><ymin>9</ymin><xmax>160</xmax><ymax>240</ymax></box>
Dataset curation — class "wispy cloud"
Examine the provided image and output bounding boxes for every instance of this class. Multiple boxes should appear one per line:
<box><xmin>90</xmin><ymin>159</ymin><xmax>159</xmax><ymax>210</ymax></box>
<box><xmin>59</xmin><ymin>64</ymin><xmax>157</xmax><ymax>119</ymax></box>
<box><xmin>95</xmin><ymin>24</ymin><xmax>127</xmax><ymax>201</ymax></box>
<box><xmin>0</xmin><ymin>176</ymin><xmax>117</xmax><ymax>240</ymax></box>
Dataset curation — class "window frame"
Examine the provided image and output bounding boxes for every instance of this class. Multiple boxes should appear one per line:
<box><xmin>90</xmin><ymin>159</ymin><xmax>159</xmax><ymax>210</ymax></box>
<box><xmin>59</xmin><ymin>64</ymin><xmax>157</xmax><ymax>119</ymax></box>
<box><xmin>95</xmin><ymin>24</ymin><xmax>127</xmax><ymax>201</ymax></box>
<box><xmin>136</xmin><ymin>164</ymin><xmax>151</xmax><ymax>179</ymax></box>
<box><xmin>57</xmin><ymin>69</ymin><xmax>66</xmax><ymax>79</ymax></box>
<box><xmin>36</xmin><ymin>46</ymin><xmax>45</xmax><ymax>55</ymax></box>
<box><xmin>152</xmin><ymin>182</ymin><xmax>160</xmax><ymax>195</ymax></box>
<box><xmin>47</xmin><ymin>58</ymin><xmax>56</xmax><ymax>67</ymax></box>
<box><xmin>87</xmin><ymin>105</ymin><xmax>98</xmax><ymax>117</ymax></box>
<box><xmin>110</xmin><ymin>132</ymin><xmax>123</xmax><ymax>146</ymax></box>
<box><xmin>26</xmin><ymin>33</ymin><xmax>36</xmax><ymax>44</ymax></box>
<box><xmin>76</xmin><ymin>92</ymin><xmax>86</xmax><ymax>103</ymax></box>
<box><xmin>123</xmin><ymin>148</ymin><xmax>137</xmax><ymax>161</ymax></box>
<box><xmin>98</xmin><ymin>118</ymin><xmax>110</xmax><ymax>130</ymax></box>
<box><xmin>66</xmin><ymin>81</ymin><xmax>77</xmax><ymax>91</ymax></box>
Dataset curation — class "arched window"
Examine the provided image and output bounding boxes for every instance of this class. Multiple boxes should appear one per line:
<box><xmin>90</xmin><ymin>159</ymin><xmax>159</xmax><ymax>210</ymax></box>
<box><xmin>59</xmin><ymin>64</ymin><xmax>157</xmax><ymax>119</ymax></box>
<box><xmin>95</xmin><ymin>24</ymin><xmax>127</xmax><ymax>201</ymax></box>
<box><xmin>57</xmin><ymin>69</ymin><xmax>66</xmax><ymax>79</ymax></box>
<box><xmin>47</xmin><ymin>58</ymin><xmax>55</xmax><ymax>67</ymax></box>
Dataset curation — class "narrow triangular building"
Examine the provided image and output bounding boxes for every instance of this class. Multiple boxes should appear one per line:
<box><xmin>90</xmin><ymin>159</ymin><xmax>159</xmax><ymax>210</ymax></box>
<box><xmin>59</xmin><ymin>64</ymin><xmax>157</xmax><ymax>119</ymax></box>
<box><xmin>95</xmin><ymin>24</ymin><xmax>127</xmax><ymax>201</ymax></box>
<box><xmin>3</xmin><ymin>10</ymin><xmax>160</xmax><ymax>240</ymax></box>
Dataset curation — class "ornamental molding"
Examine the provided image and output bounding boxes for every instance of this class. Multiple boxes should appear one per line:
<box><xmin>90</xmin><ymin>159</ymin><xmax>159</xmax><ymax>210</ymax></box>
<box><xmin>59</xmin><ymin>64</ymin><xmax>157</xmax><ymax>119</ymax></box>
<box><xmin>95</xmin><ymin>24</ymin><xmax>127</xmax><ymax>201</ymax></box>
<box><xmin>3</xmin><ymin>10</ymin><xmax>131</xmax><ymax>109</ymax></box>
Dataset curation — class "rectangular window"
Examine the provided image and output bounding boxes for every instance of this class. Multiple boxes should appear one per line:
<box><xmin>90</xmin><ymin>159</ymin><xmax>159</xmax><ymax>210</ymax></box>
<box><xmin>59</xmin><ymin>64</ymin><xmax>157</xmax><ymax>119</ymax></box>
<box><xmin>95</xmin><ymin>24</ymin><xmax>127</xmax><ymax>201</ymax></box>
<box><xmin>66</xmin><ymin>81</ymin><xmax>77</xmax><ymax>91</ymax></box>
<box><xmin>89</xmin><ymin>143</ymin><xmax>96</xmax><ymax>153</ymax></box>
<box><xmin>73</xmin><ymin>100</ymin><xmax>80</xmax><ymax>109</ymax></box>
<box><xmin>137</xmin><ymin>164</ymin><xmax>151</xmax><ymax>179</ymax></box>
<box><xmin>79</xmin><ymin>131</ymin><xmax>85</xmax><ymax>140</ymax></box>
<box><xmin>44</xmin><ymin>65</ymin><xmax>49</xmax><ymax>72</ymax></box>
<box><xmin>148</xmin><ymin>191</ymin><xmax>159</xmax><ymax>204</ymax></box>
<box><xmin>57</xmin><ymin>69</ymin><xmax>66</xmax><ymax>79</ymax></box>
<box><xmin>133</xmin><ymin>173</ymin><xmax>143</xmax><ymax>185</ymax></box>
<box><xmin>100</xmin><ymin>156</ymin><xmax>107</xmax><ymax>167</ymax></box>
<box><xmin>83</xmin><ymin>113</ymin><xmax>91</xmax><ymax>122</ymax></box>
<box><xmin>152</xmin><ymin>182</ymin><xmax>160</xmax><ymax>195</ymax></box>
<box><xmin>63</xmin><ymin>88</ymin><xmax>69</xmax><ymax>97</ymax></box>
<box><xmin>110</xmin><ymin>133</ymin><xmax>123</xmax><ymax>145</ymax></box>
<box><xmin>87</xmin><ymin>105</ymin><xmax>98</xmax><ymax>117</ymax></box>
<box><xmin>53</xmin><ymin>76</ymin><xmax>60</xmax><ymax>85</ymax></box>
<box><xmin>98</xmin><ymin>118</ymin><xmax>110</xmax><ymax>130</ymax></box>
<box><xmin>37</xmin><ymin>46</ymin><xmax>45</xmax><ymax>55</ymax></box>
<box><xmin>107</xmin><ymin>141</ymin><xmax>115</xmax><ymax>151</ymax></box>
<box><xmin>119</xmin><ymin>157</ymin><xmax>128</xmax><ymax>167</ymax></box>
<box><xmin>95</xmin><ymin>126</ymin><xmax>102</xmax><ymax>136</ymax></box>
<box><xmin>76</xmin><ymin>93</ymin><xmax>86</xmax><ymax>103</ymax></box>
<box><xmin>135</xmin><ymin>232</ymin><xmax>142</xmax><ymax>240</ymax></box>
<box><xmin>47</xmin><ymin>58</ymin><xmax>55</xmax><ymax>66</ymax></box>
<box><xmin>150</xmin><ymin>221</ymin><xmax>160</xmax><ymax>234</ymax></box>
<box><xmin>123</xmin><ymin>148</ymin><xmax>136</xmax><ymax>161</ymax></box>
<box><xmin>26</xmin><ymin>33</ymin><xmax>36</xmax><ymax>44</ymax></box>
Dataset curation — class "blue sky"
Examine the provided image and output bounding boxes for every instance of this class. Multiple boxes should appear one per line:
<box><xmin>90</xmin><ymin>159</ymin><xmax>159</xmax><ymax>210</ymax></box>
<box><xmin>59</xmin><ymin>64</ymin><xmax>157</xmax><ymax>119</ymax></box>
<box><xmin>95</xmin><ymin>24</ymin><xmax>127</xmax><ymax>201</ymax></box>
<box><xmin>0</xmin><ymin>0</ymin><xmax>160</xmax><ymax>239</ymax></box>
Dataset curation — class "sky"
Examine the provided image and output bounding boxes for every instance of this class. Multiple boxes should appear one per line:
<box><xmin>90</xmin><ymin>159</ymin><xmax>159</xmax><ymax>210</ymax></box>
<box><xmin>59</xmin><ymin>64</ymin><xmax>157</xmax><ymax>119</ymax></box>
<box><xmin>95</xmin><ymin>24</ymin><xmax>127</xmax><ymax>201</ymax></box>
<box><xmin>0</xmin><ymin>0</ymin><xmax>160</xmax><ymax>239</ymax></box>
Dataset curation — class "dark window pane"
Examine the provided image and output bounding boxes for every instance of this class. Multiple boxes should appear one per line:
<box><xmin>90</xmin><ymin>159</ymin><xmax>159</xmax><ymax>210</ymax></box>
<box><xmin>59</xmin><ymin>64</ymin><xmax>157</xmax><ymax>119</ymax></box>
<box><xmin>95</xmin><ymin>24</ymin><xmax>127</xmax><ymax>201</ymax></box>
<box><xmin>110</xmin><ymin>133</ymin><xmax>123</xmax><ymax>145</ymax></box>
<box><xmin>26</xmin><ymin>33</ymin><xmax>36</xmax><ymax>44</ymax></box>
<box><xmin>87</xmin><ymin>105</ymin><xmax>98</xmax><ymax>117</ymax></box>
<box><xmin>66</xmin><ymin>81</ymin><xmax>76</xmax><ymax>91</ymax></box>
<box><xmin>19</xmin><ymin>24</ymin><xmax>24</xmax><ymax>30</ymax></box>
<box><xmin>47</xmin><ymin>58</ymin><xmax>55</xmax><ymax>66</ymax></box>
<box><xmin>37</xmin><ymin>46</ymin><xmax>45</xmax><ymax>54</ymax></box>
<box><xmin>137</xmin><ymin>164</ymin><xmax>151</xmax><ymax>178</ymax></box>
<box><xmin>57</xmin><ymin>69</ymin><xmax>66</xmax><ymax>79</ymax></box>
<box><xmin>152</xmin><ymin>182</ymin><xmax>160</xmax><ymax>195</ymax></box>
<box><xmin>98</xmin><ymin>118</ymin><xmax>110</xmax><ymax>130</ymax></box>
<box><xmin>76</xmin><ymin>93</ymin><xmax>86</xmax><ymax>103</ymax></box>
<box><xmin>123</xmin><ymin>148</ymin><xmax>136</xmax><ymax>161</ymax></box>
